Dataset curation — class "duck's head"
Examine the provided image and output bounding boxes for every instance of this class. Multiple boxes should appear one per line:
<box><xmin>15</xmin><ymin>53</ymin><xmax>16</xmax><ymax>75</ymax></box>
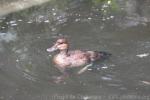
<box><xmin>47</xmin><ymin>38</ymin><xmax>69</xmax><ymax>52</ymax></box>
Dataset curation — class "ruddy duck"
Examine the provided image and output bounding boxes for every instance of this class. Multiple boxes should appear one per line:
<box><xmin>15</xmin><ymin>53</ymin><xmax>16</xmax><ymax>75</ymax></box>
<box><xmin>47</xmin><ymin>38</ymin><xmax>111</xmax><ymax>83</ymax></box>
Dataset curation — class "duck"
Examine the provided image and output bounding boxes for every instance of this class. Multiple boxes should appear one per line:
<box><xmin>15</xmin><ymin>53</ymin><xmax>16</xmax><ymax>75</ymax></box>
<box><xmin>47</xmin><ymin>38</ymin><xmax>111</xmax><ymax>83</ymax></box>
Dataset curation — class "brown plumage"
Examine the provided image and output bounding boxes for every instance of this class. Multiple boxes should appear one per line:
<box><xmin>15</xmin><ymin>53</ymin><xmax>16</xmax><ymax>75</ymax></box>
<box><xmin>47</xmin><ymin>38</ymin><xmax>111</xmax><ymax>83</ymax></box>
<box><xmin>47</xmin><ymin>38</ymin><xmax>110</xmax><ymax>83</ymax></box>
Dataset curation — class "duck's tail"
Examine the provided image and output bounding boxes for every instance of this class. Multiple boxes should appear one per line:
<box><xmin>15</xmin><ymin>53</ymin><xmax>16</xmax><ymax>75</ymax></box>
<box><xmin>99</xmin><ymin>51</ymin><xmax>112</xmax><ymax>60</ymax></box>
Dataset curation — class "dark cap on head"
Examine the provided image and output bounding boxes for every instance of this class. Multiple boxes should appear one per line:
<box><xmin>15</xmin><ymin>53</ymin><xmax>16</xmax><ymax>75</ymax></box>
<box><xmin>56</xmin><ymin>38</ymin><xmax>68</xmax><ymax>44</ymax></box>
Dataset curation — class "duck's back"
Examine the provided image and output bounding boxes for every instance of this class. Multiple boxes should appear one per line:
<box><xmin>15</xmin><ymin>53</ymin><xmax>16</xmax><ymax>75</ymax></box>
<box><xmin>67</xmin><ymin>50</ymin><xmax>90</xmax><ymax>67</ymax></box>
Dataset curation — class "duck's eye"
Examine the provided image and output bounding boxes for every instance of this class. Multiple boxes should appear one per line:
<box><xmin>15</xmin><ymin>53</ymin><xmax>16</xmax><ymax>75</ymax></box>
<box><xmin>57</xmin><ymin>42</ymin><xmax>63</xmax><ymax>44</ymax></box>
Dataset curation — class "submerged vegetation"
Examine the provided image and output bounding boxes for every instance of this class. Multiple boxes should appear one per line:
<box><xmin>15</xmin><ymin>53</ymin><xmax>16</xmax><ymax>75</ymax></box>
<box><xmin>0</xmin><ymin>0</ymin><xmax>119</xmax><ymax>29</ymax></box>
<box><xmin>0</xmin><ymin>0</ymin><xmax>149</xmax><ymax>31</ymax></box>
<box><xmin>0</xmin><ymin>0</ymin><xmax>119</xmax><ymax>17</ymax></box>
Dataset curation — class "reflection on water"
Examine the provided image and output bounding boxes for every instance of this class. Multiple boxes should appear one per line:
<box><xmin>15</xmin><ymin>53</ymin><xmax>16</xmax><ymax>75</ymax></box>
<box><xmin>0</xmin><ymin>0</ymin><xmax>150</xmax><ymax>100</ymax></box>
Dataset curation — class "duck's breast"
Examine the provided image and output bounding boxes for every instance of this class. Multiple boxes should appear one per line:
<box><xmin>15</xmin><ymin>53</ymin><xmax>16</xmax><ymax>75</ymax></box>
<box><xmin>53</xmin><ymin>54</ymin><xmax>71</xmax><ymax>68</ymax></box>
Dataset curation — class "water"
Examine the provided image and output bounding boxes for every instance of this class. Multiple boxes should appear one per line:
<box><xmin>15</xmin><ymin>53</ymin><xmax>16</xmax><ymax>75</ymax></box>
<box><xmin>0</xmin><ymin>0</ymin><xmax>150</xmax><ymax>100</ymax></box>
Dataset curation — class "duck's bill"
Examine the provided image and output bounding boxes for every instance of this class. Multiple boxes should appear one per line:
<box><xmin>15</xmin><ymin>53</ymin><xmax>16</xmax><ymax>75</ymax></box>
<box><xmin>46</xmin><ymin>46</ymin><xmax>57</xmax><ymax>52</ymax></box>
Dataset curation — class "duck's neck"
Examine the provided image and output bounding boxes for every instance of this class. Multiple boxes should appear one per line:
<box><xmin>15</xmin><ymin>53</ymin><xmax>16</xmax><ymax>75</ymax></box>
<box><xmin>60</xmin><ymin>49</ymin><xmax>69</xmax><ymax>56</ymax></box>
